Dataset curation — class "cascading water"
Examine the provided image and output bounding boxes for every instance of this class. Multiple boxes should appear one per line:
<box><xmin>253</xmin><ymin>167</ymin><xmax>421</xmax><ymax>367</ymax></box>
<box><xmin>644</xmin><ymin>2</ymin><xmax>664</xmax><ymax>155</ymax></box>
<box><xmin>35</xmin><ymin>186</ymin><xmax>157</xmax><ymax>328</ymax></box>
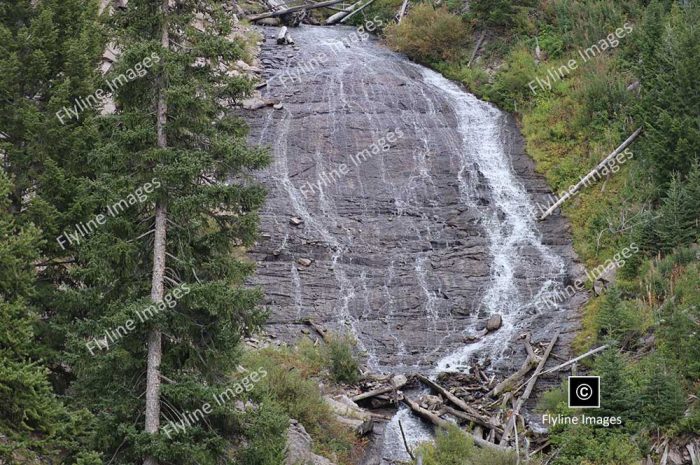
<box><xmin>246</xmin><ymin>24</ymin><xmax>580</xmax><ymax>465</ymax></box>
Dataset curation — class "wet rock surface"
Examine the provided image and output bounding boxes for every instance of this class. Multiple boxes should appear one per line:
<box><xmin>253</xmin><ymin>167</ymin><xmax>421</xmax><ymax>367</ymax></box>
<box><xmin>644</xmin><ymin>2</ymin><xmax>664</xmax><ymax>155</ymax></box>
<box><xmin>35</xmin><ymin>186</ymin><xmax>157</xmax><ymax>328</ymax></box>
<box><xmin>244</xmin><ymin>25</ymin><xmax>585</xmax><ymax>377</ymax></box>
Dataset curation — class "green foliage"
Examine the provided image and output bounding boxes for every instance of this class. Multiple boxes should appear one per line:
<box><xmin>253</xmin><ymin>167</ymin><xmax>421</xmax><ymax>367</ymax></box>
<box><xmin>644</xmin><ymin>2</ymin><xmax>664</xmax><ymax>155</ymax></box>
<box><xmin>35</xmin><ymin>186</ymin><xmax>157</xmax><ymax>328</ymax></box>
<box><xmin>549</xmin><ymin>425</ymin><xmax>641</xmax><ymax>465</ymax></box>
<box><xmin>536</xmin><ymin>26</ymin><xmax>565</xmax><ymax>59</ymax></box>
<box><xmin>593</xmin><ymin>349</ymin><xmax>638</xmax><ymax>421</ymax></box>
<box><xmin>236</xmin><ymin>399</ymin><xmax>288</xmax><ymax>465</ymax></box>
<box><xmin>0</xmin><ymin>0</ymin><xmax>103</xmax><ymax>460</ymax></box>
<box><xmin>537</xmin><ymin>383</ymin><xmax>568</xmax><ymax>414</ymax></box>
<box><xmin>656</xmin><ymin>261</ymin><xmax>700</xmax><ymax>380</ymax></box>
<box><xmin>384</xmin><ymin>4</ymin><xmax>471</xmax><ymax>64</ymax></box>
<box><xmin>655</xmin><ymin>175</ymin><xmax>697</xmax><ymax>250</ymax></box>
<box><xmin>45</xmin><ymin>1</ymin><xmax>271</xmax><ymax>463</ymax></box>
<box><xmin>348</xmin><ymin>0</ymin><xmax>403</xmax><ymax>31</ymax></box>
<box><xmin>572</xmin><ymin>66</ymin><xmax>631</xmax><ymax>133</ymax></box>
<box><xmin>594</xmin><ymin>288</ymin><xmax>643</xmax><ymax>347</ymax></box>
<box><xmin>634</xmin><ymin>2</ymin><xmax>700</xmax><ymax>188</ymax></box>
<box><xmin>467</xmin><ymin>0</ymin><xmax>516</xmax><ymax>28</ymax></box>
<box><xmin>241</xmin><ymin>345</ymin><xmax>356</xmax><ymax>464</ymax></box>
<box><xmin>638</xmin><ymin>356</ymin><xmax>686</xmax><ymax>429</ymax></box>
<box><xmin>486</xmin><ymin>46</ymin><xmax>539</xmax><ymax>111</ymax></box>
<box><xmin>327</xmin><ymin>335</ymin><xmax>361</xmax><ymax>384</ymax></box>
<box><xmin>0</xmin><ymin>174</ymin><xmax>99</xmax><ymax>463</ymax></box>
<box><xmin>415</xmin><ymin>425</ymin><xmax>519</xmax><ymax>465</ymax></box>
<box><xmin>436</xmin><ymin>61</ymin><xmax>491</xmax><ymax>98</ymax></box>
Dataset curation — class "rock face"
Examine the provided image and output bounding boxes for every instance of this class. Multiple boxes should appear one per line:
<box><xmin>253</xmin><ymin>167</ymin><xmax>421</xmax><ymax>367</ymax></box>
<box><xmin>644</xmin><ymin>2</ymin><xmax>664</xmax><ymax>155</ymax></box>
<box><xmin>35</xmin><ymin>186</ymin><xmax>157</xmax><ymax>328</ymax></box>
<box><xmin>244</xmin><ymin>26</ymin><xmax>584</xmax><ymax>376</ymax></box>
<box><xmin>285</xmin><ymin>420</ymin><xmax>337</xmax><ymax>465</ymax></box>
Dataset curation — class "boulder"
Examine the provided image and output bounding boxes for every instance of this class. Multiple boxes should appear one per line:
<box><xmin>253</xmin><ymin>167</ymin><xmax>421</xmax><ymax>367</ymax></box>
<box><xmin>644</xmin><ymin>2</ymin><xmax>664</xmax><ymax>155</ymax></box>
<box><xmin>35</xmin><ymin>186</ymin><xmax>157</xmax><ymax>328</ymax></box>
<box><xmin>285</xmin><ymin>420</ymin><xmax>336</xmax><ymax>465</ymax></box>
<box><xmin>290</xmin><ymin>216</ymin><xmax>304</xmax><ymax>226</ymax></box>
<box><xmin>390</xmin><ymin>374</ymin><xmax>408</xmax><ymax>388</ymax></box>
<box><xmin>256</xmin><ymin>17</ymin><xmax>281</xmax><ymax>26</ymax></box>
<box><xmin>241</xmin><ymin>97</ymin><xmax>277</xmax><ymax>110</ymax></box>
<box><xmin>323</xmin><ymin>395</ymin><xmax>373</xmax><ymax>436</ymax></box>
<box><xmin>486</xmin><ymin>314</ymin><xmax>502</xmax><ymax>331</ymax></box>
<box><xmin>297</xmin><ymin>258</ymin><xmax>313</xmax><ymax>267</ymax></box>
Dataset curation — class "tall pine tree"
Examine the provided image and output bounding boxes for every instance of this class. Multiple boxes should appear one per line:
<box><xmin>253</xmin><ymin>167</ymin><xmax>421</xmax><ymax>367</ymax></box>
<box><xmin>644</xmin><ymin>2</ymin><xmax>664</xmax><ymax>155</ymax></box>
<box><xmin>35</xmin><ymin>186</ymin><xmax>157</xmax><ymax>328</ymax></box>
<box><xmin>0</xmin><ymin>1</ymin><xmax>103</xmax><ymax>462</ymax></box>
<box><xmin>66</xmin><ymin>1</ymin><xmax>269</xmax><ymax>463</ymax></box>
<box><xmin>635</xmin><ymin>1</ymin><xmax>700</xmax><ymax>189</ymax></box>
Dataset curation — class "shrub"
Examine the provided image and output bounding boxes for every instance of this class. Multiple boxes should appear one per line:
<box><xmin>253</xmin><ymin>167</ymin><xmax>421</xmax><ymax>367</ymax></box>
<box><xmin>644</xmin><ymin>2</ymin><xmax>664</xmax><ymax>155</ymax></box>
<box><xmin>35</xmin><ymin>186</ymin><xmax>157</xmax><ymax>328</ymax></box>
<box><xmin>638</xmin><ymin>356</ymin><xmax>686</xmax><ymax>429</ymax></box>
<box><xmin>415</xmin><ymin>425</ymin><xmax>519</xmax><ymax>465</ymax></box>
<box><xmin>236</xmin><ymin>399</ymin><xmax>288</xmax><ymax>465</ymax></box>
<box><xmin>240</xmin><ymin>345</ymin><xmax>357</xmax><ymax>464</ymax></box>
<box><xmin>327</xmin><ymin>335</ymin><xmax>361</xmax><ymax>384</ymax></box>
<box><xmin>550</xmin><ymin>425</ymin><xmax>641</xmax><ymax>465</ymax></box>
<box><xmin>348</xmin><ymin>0</ymin><xmax>403</xmax><ymax>32</ymax></box>
<box><xmin>384</xmin><ymin>4</ymin><xmax>470</xmax><ymax>64</ymax></box>
<box><xmin>487</xmin><ymin>45</ymin><xmax>539</xmax><ymax>111</ymax></box>
<box><xmin>468</xmin><ymin>0</ymin><xmax>516</xmax><ymax>28</ymax></box>
<box><xmin>594</xmin><ymin>287</ymin><xmax>643</xmax><ymax>347</ymax></box>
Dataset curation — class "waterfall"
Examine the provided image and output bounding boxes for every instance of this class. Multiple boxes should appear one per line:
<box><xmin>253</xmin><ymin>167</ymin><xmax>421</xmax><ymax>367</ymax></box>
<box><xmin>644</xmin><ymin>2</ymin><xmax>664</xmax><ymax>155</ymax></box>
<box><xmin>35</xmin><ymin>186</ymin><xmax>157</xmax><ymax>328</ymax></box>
<box><xmin>247</xmin><ymin>24</ymin><xmax>576</xmax><ymax>464</ymax></box>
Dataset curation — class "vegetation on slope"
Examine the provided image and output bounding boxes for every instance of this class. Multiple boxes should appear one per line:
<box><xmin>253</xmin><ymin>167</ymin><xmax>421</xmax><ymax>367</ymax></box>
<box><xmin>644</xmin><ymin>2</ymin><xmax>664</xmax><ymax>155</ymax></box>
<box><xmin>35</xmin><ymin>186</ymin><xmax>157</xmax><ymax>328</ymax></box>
<box><xmin>373</xmin><ymin>0</ymin><xmax>699</xmax><ymax>462</ymax></box>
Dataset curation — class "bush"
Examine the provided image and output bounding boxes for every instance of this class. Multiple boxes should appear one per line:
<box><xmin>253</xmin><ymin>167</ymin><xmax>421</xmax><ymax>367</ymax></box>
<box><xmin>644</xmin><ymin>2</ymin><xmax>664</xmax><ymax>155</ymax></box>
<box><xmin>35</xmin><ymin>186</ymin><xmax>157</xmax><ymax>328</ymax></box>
<box><xmin>550</xmin><ymin>425</ymin><xmax>641</xmax><ymax>465</ymax></box>
<box><xmin>487</xmin><ymin>45</ymin><xmax>539</xmax><ymax>111</ymax></box>
<box><xmin>415</xmin><ymin>425</ymin><xmax>520</xmax><ymax>465</ymax></box>
<box><xmin>468</xmin><ymin>0</ymin><xmax>516</xmax><ymax>28</ymax></box>
<box><xmin>384</xmin><ymin>4</ymin><xmax>470</xmax><ymax>64</ymax></box>
<box><xmin>348</xmin><ymin>0</ymin><xmax>403</xmax><ymax>32</ymax></box>
<box><xmin>327</xmin><ymin>335</ymin><xmax>361</xmax><ymax>384</ymax></box>
<box><xmin>236</xmin><ymin>399</ymin><xmax>288</xmax><ymax>465</ymax></box>
<box><xmin>594</xmin><ymin>287</ymin><xmax>644</xmax><ymax>347</ymax></box>
<box><xmin>241</xmin><ymin>344</ymin><xmax>357</xmax><ymax>464</ymax></box>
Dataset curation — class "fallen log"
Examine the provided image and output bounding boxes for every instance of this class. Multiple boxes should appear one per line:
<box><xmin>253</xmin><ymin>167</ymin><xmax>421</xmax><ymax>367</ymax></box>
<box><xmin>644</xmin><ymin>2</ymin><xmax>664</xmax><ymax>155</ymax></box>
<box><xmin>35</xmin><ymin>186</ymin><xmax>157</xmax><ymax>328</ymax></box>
<box><xmin>539</xmin><ymin>128</ymin><xmax>642</xmax><ymax>220</ymax></box>
<box><xmin>398</xmin><ymin>420</ymin><xmax>415</xmax><ymax>460</ymax></box>
<box><xmin>500</xmin><ymin>331</ymin><xmax>559</xmax><ymax>445</ymax></box>
<box><xmin>325</xmin><ymin>0</ymin><xmax>362</xmax><ymax>24</ymax></box>
<box><xmin>276</xmin><ymin>26</ymin><xmax>288</xmax><ymax>44</ymax></box>
<box><xmin>416</xmin><ymin>374</ymin><xmax>479</xmax><ymax>415</ymax></box>
<box><xmin>537</xmin><ymin>344</ymin><xmax>609</xmax><ymax>377</ymax></box>
<box><xmin>490</xmin><ymin>334</ymin><xmax>539</xmax><ymax>397</ymax></box>
<box><xmin>403</xmin><ymin>397</ymin><xmax>511</xmax><ymax>452</ymax></box>
<box><xmin>247</xmin><ymin>0</ymin><xmax>346</xmax><ymax>21</ymax></box>
<box><xmin>339</xmin><ymin>0</ymin><xmax>376</xmax><ymax>23</ymax></box>
<box><xmin>352</xmin><ymin>375</ymin><xmax>408</xmax><ymax>402</ymax></box>
<box><xmin>397</xmin><ymin>0</ymin><xmax>409</xmax><ymax>23</ymax></box>
<box><xmin>444</xmin><ymin>406</ymin><xmax>504</xmax><ymax>437</ymax></box>
<box><xmin>467</xmin><ymin>31</ymin><xmax>485</xmax><ymax>68</ymax></box>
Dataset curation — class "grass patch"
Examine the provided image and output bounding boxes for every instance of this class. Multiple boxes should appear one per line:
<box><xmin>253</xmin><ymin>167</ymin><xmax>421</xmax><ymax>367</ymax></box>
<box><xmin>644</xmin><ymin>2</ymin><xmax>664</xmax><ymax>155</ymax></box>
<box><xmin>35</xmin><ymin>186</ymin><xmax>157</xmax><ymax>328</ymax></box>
<box><xmin>238</xmin><ymin>335</ymin><xmax>363</xmax><ymax>465</ymax></box>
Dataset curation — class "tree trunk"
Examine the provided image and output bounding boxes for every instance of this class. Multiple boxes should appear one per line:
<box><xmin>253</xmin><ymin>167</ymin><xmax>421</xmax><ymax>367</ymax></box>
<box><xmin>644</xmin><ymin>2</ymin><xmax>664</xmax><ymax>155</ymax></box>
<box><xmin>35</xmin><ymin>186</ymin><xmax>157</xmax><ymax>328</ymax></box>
<box><xmin>538</xmin><ymin>128</ymin><xmax>642</xmax><ymax>220</ymax></box>
<box><xmin>339</xmin><ymin>0</ymin><xmax>376</xmax><ymax>23</ymax></box>
<box><xmin>247</xmin><ymin>0</ymin><xmax>347</xmax><ymax>21</ymax></box>
<box><xmin>144</xmin><ymin>1</ymin><xmax>169</xmax><ymax>464</ymax></box>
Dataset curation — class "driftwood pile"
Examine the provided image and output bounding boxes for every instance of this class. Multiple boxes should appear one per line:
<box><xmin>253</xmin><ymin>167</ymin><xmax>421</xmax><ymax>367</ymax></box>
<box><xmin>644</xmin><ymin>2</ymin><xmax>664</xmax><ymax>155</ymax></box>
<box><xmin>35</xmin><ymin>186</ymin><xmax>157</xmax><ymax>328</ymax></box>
<box><xmin>349</xmin><ymin>330</ymin><xmax>608</xmax><ymax>457</ymax></box>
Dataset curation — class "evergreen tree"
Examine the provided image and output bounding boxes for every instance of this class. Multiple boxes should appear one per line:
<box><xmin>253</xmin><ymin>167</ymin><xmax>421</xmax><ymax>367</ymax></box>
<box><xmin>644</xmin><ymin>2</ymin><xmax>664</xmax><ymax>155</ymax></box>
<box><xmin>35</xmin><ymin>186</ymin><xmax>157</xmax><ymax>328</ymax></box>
<box><xmin>0</xmin><ymin>1</ymin><xmax>103</xmax><ymax>462</ymax></box>
<box><xmin>594</xmin><ymin>348</ymin><xmax>637</xmax><ymax>421</ymax></box>
<box><xmin>634</xmin><ymin>2</ymin><xmax>700</xmax><ymax>188</ymax></box>
<box><xmin>639</xmin><ymin>356</ymin><xmax>685</xmax><ymax>428</ymax></box>
<box><xmin>0</xmin><ymin>0</ymin><xmax>105</xmax><ymax>384</ymax></box>
<box><xmin>683</xmin><ymin>159</ymin><xmax>700</xmax><ymax>240</ymax></box>
<box><xmin>65</xmin><ymin>1</ymin><xmax>269</xmax><ymax>464</ymax></box>
<box><xmin>595</xmin><ymin>287</ymin><xmax>639</xmax><ymax>346</ymax></box>
<box><xmin>0</xmin><ymin>171</ymin><xmax>99</xmax><ymax>464</ymax></box>
<box><xmin>655</xmin><ymin>174</ymin><xmax>695</xmax><ymax>250</ymax></box>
